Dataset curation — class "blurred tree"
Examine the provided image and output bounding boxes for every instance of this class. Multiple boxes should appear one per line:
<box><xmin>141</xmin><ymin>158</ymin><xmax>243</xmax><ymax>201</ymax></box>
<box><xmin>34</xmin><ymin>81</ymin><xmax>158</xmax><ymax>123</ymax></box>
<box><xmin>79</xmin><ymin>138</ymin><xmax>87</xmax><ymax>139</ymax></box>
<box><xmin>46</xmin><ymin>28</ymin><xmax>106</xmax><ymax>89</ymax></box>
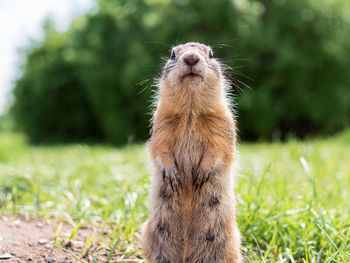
<box><xmin>235</xmin><ymin>0</ymin><xmax>350</xmax><ymax>139</ymax></box>
<box><xmin>12</xmin><ymin>22</ymin><xmax>102</xmax><ymax>143</ymax></box>
<box><xmin>12</xmin><ymin>0</ymin><xmax>350</xmax><ymax>143</ymax></box>
<box><xmin>72</xmin><ymin>12</ymin><xmax>153</xmax><ymax>143</ymax></box>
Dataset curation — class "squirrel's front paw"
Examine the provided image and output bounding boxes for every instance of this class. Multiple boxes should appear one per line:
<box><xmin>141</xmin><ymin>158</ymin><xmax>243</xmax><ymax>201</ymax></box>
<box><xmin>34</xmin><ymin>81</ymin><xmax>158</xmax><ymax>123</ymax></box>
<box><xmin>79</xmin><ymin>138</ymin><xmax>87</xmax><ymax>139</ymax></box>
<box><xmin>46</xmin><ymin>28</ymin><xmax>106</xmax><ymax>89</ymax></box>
<box><xmin>161</xmin><ymin>166</ymin><xmax>181</xmax><ymax>192</ymax></box>
<box><xmin>192</xmin><ymin>157</ymin><xmax>221</xmax><ymax>191</ymax></box>
<box><xmin>192</xmin><ymin>167</ymin><xmax>213</xmax><ymax>191</ymax></box>
<box><xmin>156</xmin><ymin>155</ymin><xmax>181</xmax><ymax>192</ymax></box>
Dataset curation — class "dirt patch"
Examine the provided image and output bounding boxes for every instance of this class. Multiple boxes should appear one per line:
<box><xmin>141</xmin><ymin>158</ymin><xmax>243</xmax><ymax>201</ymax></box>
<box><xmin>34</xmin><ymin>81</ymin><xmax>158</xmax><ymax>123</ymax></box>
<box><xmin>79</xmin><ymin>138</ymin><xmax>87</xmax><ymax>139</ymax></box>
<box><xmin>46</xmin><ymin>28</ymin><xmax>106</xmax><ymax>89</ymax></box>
<box><xmin>0</xmin><ymin>215</ymin><xmax>143</xmax><ymax>263</ymax></box>
<box><xmin>0</xmin><ymin>214</ymin><xmax>77</xmax><ymax>262</ymax></box>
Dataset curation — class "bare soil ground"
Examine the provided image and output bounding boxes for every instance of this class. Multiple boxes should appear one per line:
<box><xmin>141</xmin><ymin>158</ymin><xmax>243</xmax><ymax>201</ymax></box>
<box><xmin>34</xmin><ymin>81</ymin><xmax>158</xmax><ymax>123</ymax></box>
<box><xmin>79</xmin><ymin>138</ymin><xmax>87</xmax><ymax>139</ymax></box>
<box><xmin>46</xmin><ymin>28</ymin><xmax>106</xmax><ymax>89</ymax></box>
<box><xmin>0</xmin><ymin>214</ymin><xmax>92</xmax><ymax>263</ymax></box>
<box><xmin>0</xmin><ymin>215</ymin><xmax>143</xmax><ymax>263</ymax></box>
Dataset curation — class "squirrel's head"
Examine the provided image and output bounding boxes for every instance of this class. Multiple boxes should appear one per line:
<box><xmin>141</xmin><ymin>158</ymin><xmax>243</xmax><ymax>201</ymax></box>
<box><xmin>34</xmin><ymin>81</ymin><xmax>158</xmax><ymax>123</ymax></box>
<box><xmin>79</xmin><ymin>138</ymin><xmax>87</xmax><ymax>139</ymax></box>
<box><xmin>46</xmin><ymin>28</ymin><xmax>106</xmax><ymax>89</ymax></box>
<box><xmin>159</xmin><ymin>42</ymin><xmax>224</xmax><ymax>94</ymax></box>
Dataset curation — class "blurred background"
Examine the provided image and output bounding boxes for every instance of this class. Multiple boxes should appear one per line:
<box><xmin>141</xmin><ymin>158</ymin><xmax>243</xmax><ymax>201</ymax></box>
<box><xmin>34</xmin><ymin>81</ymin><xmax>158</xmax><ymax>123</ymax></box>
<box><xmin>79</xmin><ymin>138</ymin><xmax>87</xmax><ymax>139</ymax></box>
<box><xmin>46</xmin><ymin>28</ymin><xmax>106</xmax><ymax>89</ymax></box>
<box><xmin>1</xmin><ymin>0</ymin><xmax>350</xmax><ymax>145</ymax></box>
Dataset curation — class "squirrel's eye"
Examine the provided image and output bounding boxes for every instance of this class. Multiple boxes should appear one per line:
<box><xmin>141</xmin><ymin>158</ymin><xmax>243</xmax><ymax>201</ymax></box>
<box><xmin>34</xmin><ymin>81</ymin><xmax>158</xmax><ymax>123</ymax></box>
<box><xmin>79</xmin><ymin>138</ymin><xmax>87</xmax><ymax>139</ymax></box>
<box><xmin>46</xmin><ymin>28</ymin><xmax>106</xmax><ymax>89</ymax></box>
<box><xmin>209</xmin><ymin>50</ymin><xmax>213</xmax><ymax>58</ymax></box>
<box><xmin>171</xmin><ymin>50</ymin><xmax>176</xmax><ymax>59</ymax></box>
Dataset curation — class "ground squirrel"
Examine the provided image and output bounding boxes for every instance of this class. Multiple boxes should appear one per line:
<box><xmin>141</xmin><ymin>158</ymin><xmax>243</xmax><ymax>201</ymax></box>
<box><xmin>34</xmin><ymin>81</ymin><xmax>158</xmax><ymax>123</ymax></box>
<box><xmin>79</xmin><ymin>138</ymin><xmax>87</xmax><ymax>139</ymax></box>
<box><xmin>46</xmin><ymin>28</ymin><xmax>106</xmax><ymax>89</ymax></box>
<box><xmin>142</xmin><ymin>42</ymin><xmax>241</xmax><ymax>263</ymax></box>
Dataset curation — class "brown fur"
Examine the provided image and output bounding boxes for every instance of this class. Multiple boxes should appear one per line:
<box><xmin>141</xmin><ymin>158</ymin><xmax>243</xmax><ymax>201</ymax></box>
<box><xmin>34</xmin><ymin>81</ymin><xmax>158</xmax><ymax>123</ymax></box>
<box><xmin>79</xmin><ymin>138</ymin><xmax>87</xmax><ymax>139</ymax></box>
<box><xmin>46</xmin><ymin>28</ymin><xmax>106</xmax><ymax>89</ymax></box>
<box><xmin>142</xmin><ymin>42</ymin><xmax>241</xmax><ymax>263</ymax></box>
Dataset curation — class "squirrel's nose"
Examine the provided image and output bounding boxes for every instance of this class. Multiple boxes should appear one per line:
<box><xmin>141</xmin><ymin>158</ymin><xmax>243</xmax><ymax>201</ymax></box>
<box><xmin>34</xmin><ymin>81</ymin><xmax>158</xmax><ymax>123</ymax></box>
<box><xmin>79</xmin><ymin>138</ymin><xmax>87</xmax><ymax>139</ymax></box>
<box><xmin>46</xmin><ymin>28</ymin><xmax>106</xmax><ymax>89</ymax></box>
<box><xmin>184</xmin><ymin>54</ymin><xmax>199</xmax><ymax>66</ymax></box>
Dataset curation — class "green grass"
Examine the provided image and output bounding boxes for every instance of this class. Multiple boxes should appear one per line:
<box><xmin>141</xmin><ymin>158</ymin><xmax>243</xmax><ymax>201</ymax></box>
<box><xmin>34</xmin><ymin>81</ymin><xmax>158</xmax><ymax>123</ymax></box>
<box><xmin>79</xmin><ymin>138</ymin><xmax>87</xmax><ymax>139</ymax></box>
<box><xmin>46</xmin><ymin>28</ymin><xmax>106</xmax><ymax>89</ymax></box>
<box><xmin>0</xmin><ymin>131</ymin><xmax>350</xmax><ymax>262</ymax></box>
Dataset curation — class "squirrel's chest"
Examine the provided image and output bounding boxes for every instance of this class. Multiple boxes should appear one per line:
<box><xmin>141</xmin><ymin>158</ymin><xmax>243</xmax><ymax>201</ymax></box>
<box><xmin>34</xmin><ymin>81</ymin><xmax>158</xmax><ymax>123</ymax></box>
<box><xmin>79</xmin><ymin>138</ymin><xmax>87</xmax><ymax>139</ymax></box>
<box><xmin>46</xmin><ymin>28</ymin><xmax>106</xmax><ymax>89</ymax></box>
<box><xmin>153</xmin><ymin>112</ymin><xmax>232</xmax><ymax>148</ymax></box>
<box><xmin>170</xmin><ymin>114</ymin><xmax>223</xmax><ymax>154</ymax></box>
<box><xmin>175</xmin><ymin>114</ymin><xmax>208</xmax><ymax>138</ymax></box>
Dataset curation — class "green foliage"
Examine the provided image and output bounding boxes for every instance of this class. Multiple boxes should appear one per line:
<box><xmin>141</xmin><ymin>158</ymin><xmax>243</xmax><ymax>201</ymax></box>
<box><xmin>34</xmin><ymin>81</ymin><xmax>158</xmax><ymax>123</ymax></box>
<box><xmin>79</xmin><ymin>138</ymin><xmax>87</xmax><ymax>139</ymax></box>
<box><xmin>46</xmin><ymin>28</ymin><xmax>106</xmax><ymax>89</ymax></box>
<box><xmin>72</xmin><ymin>12</ymin><xmax>153</xmax><ymax>143</ymax></box>
<box><xmin>236</xmin><ymin>0</ymin><xmax>350</xmax><ymax>140</ymax></box>
<box><xmin>11</xmin><ymin>0</ymin><xmax>350</xmax><ymax>143</ymax></box>
<box><xmin>0</xmin><ymin>131</ymin><xmax>349</xmax><ymax>261</ymax></box>
<box><xmin>12</xmin><ymin>24</ymin><xmax>102</xmax><ymax>143</ymax></box>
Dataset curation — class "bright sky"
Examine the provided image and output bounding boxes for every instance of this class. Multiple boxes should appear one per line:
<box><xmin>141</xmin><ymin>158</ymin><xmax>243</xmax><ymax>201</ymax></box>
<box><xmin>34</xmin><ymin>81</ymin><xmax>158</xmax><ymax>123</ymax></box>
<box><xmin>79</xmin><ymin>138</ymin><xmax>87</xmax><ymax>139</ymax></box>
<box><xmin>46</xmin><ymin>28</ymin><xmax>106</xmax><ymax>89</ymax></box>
<box><xmin>0</xmin><ymin>0</ymin><xmax>95</xmax><ymax>115</ymax></box>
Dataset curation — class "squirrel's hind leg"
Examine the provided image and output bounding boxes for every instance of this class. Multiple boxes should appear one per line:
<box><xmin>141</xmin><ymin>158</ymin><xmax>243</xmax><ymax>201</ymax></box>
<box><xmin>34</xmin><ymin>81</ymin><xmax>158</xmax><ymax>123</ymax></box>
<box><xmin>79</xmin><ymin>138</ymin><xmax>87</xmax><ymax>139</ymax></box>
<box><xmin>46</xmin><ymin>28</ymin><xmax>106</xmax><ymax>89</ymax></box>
<box><xmin>142</xmin><ymin>183</ymin><xmax>185</xmax><ymax>263</ymax></box>
<box><xmin>184</xmin><ymin>181</ymin><xmax>242</xmax><ymax>263</ymax></box>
